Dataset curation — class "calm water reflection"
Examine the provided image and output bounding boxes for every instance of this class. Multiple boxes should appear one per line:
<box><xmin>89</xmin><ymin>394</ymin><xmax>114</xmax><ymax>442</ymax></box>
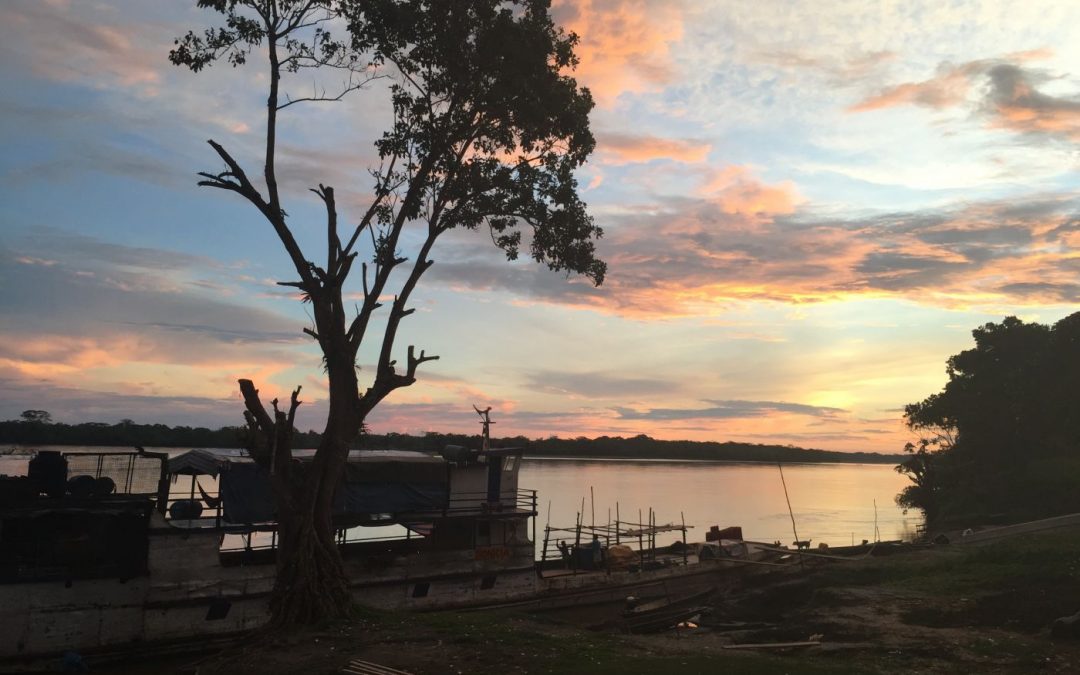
<box><xmin>521</xmin><ymin>458</ymin><xmax>919</xmax><ymax>549</ymax></box>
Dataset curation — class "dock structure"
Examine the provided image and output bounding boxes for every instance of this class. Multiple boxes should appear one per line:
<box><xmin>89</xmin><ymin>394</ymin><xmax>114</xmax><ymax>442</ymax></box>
<box><xmin>538</xmin><ymin>501</ymin><xmax>693</xmax><ymax>577</ymax></box>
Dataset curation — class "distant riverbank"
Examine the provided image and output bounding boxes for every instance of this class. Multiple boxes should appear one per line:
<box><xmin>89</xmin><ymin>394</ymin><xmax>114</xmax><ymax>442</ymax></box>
<box><xmin>1</xmin><ymin>419</ymin><xmax>903</xmax><ymax>465</ymax></box>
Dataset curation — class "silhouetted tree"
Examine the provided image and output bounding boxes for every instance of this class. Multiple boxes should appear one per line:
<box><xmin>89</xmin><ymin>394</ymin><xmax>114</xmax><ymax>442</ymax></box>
<box><xmin>171</xmin><ymin>0</ymin><xmax>602</xmax><ymax>626</ymax></box>
<box><xmin>897</xmin><ymin>313</ymin><xmax>1080</xmax><ymax>526</ymax></box>
<box><xmin>19</xmin><ymin>410</ymin><xmax>52</xmax><ymax>424</ymax></box>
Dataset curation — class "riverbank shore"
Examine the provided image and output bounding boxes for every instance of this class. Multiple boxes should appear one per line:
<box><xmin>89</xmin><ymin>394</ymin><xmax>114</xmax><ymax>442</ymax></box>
<box><xmin>93</xmin><ymin>527</ymin><xmax>1080</xmax><ymax>675</ymax></box>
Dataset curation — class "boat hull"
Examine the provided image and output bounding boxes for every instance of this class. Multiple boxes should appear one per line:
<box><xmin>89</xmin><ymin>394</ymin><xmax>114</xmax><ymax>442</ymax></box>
<box><xmin>0</xmin><ymin>528</ymin><xmax>757</xmax><ymax>671</ymax></box>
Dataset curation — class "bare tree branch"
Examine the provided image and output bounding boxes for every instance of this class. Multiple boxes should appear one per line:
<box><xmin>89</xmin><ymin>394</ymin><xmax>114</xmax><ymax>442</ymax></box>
<box><xmin>287</xmin><ymin>386</ymin><xmax>303</xmax><ymax>427</ymax></box>
<box><xmin>406</xmin><ymin>345</ymin><xmax>439</xmax><ymax>378</ymax></box>
<box><xmin>239</xmin><ymin>379</ymin><xmax>274</xmax><ymax>434</ymax></box>
<box><xmin>278</xmin><ymin>77</ymin><xmax>371</xmax><ymax>110</ymax></box>
<box><xmin>311</xmin><ymin>184</ymin><xmax>339</xmax><ymax>277</ymax></box>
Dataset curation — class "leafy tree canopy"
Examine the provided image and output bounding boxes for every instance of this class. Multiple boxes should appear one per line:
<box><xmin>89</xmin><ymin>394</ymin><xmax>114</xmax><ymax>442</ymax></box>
<box><xmin>898</xmin><ymin>312</ymin><xmax>1080</xmax><ymax>526</ymax></box>
<box><xmin>169</xmin><ymin>0</ymin><xmax>604</xmax><ymax>626</ymax></box>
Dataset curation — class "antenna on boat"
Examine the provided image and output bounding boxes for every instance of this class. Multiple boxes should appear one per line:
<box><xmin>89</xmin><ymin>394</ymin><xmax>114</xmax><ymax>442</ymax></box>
<box><xmin>473</xmin><ymin>405</ymin><xmax>493</xmax><ymax>451</ymax></box>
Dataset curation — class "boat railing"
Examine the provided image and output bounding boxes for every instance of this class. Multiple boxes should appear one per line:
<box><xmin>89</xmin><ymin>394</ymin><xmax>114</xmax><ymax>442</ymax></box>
<box><xmin>162</xmin><ymin>473</ymin><xmax>226</xmax><ymax>529</ymax></box>
<box><xmin>218</xmin><ymin>524</ymin><xmax>425</xmax><ymax>559</ymax></box>
<box><xmin>162</xmin><ymin>486</ymin><xmax>538</xmax><ymax>558</ymax></box>
<box><xmin>62</xmin><ymin>450</ymin><xmax>169</xmax><ymax>505</ymax></box>
<box><xmin>162</xmin><ymin>487</ymin><xmax>537</xmax><ymax>528</ymax></box>
<box><xmin>423</xmin><ymin>488</ymin><xmax>538</xmax><ymax>518</ymax></box>
<box><xmin>216</xmin><ymin>489</ymin><xmax>538</xmax><ymax>560</ymax></box>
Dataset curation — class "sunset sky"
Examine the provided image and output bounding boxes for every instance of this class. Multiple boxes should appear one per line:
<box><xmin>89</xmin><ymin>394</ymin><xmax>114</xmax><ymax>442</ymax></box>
<box><xmin>2</xmin><ymin>0</ymin><xmax>1079</xmax><ymax>452</ymax></box>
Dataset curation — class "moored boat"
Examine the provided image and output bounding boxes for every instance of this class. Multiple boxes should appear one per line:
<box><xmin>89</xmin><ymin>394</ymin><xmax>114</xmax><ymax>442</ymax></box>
<box><xmin>0</xmin><ymin>416</ymin><xmax>766</xmax><ymax>669</ymax></box>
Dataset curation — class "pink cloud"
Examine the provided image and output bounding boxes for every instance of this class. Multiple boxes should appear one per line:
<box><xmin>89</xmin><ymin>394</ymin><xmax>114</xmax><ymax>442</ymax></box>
<box><xmin>552</xmin><ymin>0</ymin><xmax>685</xmax><ymax>105</ymax></box>
<box><xmin>0</xmin><ymin>1</ymin><xmax>164</xmax><ymax>95</ymax></box>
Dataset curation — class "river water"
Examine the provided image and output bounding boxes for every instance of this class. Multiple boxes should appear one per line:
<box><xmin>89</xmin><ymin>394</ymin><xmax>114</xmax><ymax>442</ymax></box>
<box><xmin>0</xmin><ymin>448</ymin><xmax>919</xmax><ymax>549</ymax></box>
<box><xmin>522</xmin><ymin>457</ymin><xmax>918</xmax><ymax>548</ymax></box>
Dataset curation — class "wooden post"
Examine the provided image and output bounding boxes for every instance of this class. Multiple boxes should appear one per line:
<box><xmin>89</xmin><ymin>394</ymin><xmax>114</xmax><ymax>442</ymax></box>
<box><xmin>638</xmin><ymin>508</ymin><xmax>644</xmax><ymax>570</ymax></box>
<box><xmin>574</xmin><ymin>511</ymin><xmax>582</xmax><ymax>574</ymax></box>
<box><xmin>616</xmin><ymin>502</ymin><xmax>621</xmax><ymax>545</ymax></box>
<box><xmin>590</xmin><ymin>486</ymin><xmax>595</xmax><ymax>530</ymax></box>
<box><xmin>681</xmin><ymin>511</ymin><xmax>687</xmax><ymax>565</ymax></box>
<box><xmin>643</xmin><ymin>507</ymin><xmax>652</xmax><ymax>557</ymax></box>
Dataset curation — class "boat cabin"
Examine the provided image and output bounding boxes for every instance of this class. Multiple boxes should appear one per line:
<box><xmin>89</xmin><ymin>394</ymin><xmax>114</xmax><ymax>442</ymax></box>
<box><xmin>0</xmin><ymin>443</ymin><xmax>538</xmax><ymax>665</ymax></box>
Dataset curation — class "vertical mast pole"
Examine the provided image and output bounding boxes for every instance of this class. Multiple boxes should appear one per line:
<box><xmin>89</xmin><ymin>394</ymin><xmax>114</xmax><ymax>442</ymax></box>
<box><xmin>778</xmin><ymin>463</ymin><xmax>804</xmax><ymax>568</ymax></box>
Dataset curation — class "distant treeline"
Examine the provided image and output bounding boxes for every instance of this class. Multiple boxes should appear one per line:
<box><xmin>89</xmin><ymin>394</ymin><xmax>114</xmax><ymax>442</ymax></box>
<box><xmin>1</xmin><ymin>418</ymin><xmax>900</xmax><ymax>464</ymax></box>
<box><xmin>363</xmin><ymin>432</ymin><xmax>902</xmax><ymax>464</ymax></box>
<box><xmin>0</xmin><ymin>419</ymin><xmax>320</xmax><ymax>450</ymax></box>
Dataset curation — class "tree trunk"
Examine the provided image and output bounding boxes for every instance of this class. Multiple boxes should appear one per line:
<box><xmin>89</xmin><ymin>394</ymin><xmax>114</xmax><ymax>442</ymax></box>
<box><xmin>270</xmin><ymin>496</ymin><xmax>351</xmax><ymax>626</ymax></box>
<box><xmin>264</xmin><ymin>360</ymin><xmax>360</xmax><ymax>627</ymax></box>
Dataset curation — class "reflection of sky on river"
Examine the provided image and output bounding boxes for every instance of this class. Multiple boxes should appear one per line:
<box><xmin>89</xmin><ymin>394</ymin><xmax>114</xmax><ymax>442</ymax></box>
<box><xmin>522</xmin><ymin>458</ymin><xmax>918</xmax><ymax>551</ymax></box>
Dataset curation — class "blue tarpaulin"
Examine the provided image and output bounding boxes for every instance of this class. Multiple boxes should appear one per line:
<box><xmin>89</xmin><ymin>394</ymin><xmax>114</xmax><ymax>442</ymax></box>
<box><xmin>220</xmin><ymin>464</ymin><xmax>276</xmax><ymax>524</ymax></box>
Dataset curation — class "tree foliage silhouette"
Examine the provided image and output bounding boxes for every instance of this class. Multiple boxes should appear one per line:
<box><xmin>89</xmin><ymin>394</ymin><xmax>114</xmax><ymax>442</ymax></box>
<box><xmin>171</xmin><ymin>0</ymin><xmax>602</xmax><ymax>626</ymax></box>
<box><xmin>898</xmin><ymin>312</ymin><xmax>1080</xmax><ymax>526</ymax></box>
<box><xmin>19</xmin><ymin>410</ymin><xmax>52</xmax><ymax>425</ymax></box>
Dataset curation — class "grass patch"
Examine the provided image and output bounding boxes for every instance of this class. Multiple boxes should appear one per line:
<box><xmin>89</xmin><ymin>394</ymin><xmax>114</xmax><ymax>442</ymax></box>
<box><xmin>818</xmin><ymin>530</ymin><xmax>1080</xmax><ymax>594</ymax></box>
<box><xmin>806</xmin><ymin>530</ymin><xmax>1080</xmax><ymax>633</ymax></box>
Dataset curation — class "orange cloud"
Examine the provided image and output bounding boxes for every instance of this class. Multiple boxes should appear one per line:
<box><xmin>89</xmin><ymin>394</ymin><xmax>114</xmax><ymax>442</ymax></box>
<box><xmin>699</xmin><ymin>166</ymin><xmax>800</xmax><ymax>217</ymax></box>
<box><xmin>553</xmin><ymin>0</ymin><xmax>685</xmax><ymax>105</ymax></box>
<box><xmin>502</xmin><ymin>190</ymin><xmax>1080</xmax><ymax>321</ymax></box>
<box><xmin>986</xmin><ymin>64</ymin><xmax>1080</xmax><ymax>141</ymax></box>
<box><xmin>848</xmin><ymin>61</ymin><xmax>981</xmax><ymax>113</ymax></box>
<box><xmin>848</xmin><ymin>51</ymin><xmax>1080</xmax><ymax>143</ymax></box>
<box><xmin>0</xmin><ymin>344</ymin><xmax>300</xmax><ymax>407</ymax></box>
<box><xmin>596</xmin><ymin>132</ymin><xmax>709</xmax><ymax>165</ymax></box>
<box><xmin>848</xmin><ymin>50</ymin><xmax>1056</xmax><ymax>114</ymax></box>
<box><xmin>0</xmin><ymin>335</ymin><xmax>141</xmax><ymax>376</ymax></box>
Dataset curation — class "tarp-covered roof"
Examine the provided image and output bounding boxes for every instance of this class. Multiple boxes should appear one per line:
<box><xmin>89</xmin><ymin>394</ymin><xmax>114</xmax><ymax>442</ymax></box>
<box><xmin>168</xmin><ymin>449</ymin><xmax>227</xmax><ymax>477</ymax></box>
<box><xmin>167</xmin><ymin>449</ymin><xmax>444</xmax><ymax>478</ymax></box>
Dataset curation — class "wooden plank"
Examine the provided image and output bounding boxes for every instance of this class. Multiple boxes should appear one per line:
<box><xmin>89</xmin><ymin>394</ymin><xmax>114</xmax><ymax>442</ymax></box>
<box><xmin>622</xmin><ymin>524</ymin><xmax>692</xmax><ymax>536</ymax></box>
<box><xmin>722</xmin><ymin>641</ymin><xmax>821</xmax><ymax>650</ymax></box>
<box><xmin>342</xmin><ymin>659</ymin><xmax>415</xmax><ymax>675</ymax></box>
